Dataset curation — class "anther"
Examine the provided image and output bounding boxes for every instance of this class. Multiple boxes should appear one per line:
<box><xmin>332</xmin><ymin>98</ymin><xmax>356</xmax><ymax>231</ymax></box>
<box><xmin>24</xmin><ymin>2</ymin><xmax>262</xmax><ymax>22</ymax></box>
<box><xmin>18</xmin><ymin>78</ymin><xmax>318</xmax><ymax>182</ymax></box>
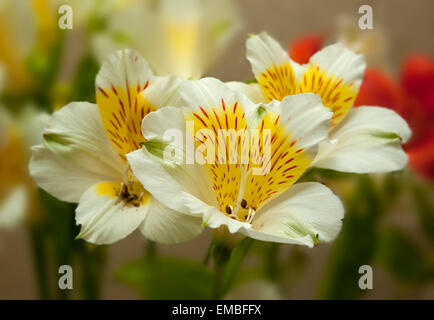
<box><xmin>225</xmin><ymin>205</ymin><xmax>233</xmax><ymax>215</ymax></box>
<box><xmin>241</xmin><ymin>199</ymin><xmax>247</xmax><ymax>209</ymax></box>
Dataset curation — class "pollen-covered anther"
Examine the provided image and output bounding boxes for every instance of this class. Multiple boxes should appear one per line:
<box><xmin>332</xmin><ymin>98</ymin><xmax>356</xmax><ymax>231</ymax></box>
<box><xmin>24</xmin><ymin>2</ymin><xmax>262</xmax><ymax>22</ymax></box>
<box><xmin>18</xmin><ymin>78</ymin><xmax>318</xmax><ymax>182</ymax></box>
<box><xmin>117</xmin><ymin>179</ymin><xmax>146</xmax><ymax>207</ymax></box>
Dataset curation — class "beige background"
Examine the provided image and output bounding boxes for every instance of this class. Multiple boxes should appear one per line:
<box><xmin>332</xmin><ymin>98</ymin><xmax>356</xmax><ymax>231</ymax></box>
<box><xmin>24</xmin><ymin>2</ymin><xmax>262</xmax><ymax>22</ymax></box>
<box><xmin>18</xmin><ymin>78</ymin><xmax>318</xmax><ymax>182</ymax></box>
<box><xmin>1</xmin><ymin>0</ymin><xmax>434</xmax><ymax>299</ymax></box>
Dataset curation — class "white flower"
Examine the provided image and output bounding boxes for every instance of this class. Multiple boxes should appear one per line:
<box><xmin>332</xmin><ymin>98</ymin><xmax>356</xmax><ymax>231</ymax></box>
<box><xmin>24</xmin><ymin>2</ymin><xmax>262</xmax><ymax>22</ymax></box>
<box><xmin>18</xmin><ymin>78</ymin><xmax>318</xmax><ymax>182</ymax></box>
<box><xmin>0</xmin><ymin>0</ymin><xmax>103</xmax><ymax>90</ymax></box>
<box><xmin>0</xmin><ymin>106</ymin><xmax>49</xmax><ymax>232</ymax></box>
<box><xmin>91</xmin><ymin>0</ymin><xmax>242</xmax><ymax>79</ymax></box>
<box><xmin>335</xmin><ymin>14</ymin><xmax>387</xmax><ymax>67</ymax></box>
<box><xmin>29</xmin><ymin>49</ymin><xmax>202</xmax><ymax>245</ymax></box>
<box><xmin>235</xmin><ymin>32</ymin><xmax>411</xmax><ymax>174</ymax></box>
<box><xmin>0</xmin><ymin>109</ymin><xmax>27</xmax><ymax>231</ymax></box>
<box><xmin>127</xmin><ymin>78</ymin><xmax>344</xmax><ymax>247</ymax></box>
<box><xmin>0</xmin><ymin>0</ymin><xmax>38</xmax><ymax>90</ymax></box>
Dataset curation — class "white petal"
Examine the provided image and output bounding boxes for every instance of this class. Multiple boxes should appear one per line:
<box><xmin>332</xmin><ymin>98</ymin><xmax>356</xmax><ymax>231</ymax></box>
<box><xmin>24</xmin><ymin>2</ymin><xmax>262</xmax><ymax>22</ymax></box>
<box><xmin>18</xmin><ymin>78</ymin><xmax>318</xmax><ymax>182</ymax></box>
<box><xmin>181</xmin><ymin>192</ymin><xmax>251</xmax><ymax>234</ymax></box>
<box><xmin>312</xmin><ymin>106</ymin><xmax>412</xmax><ymax>173</ymax></box>
<box><xmin>0</xmin><ymin>185</ymin><xmax>27</xmax><ymax>230</ymax></box>
<box><xmin>75</xmin><ymin>182</ymin><xmax>149</xmax><ymax>245</ymax></box>
<box><xmin>128</xmin><ymin>147</ymin><xmax>189</xmax><ymax>213</ymax></box>
<box><xmin>246</xmin><ymin>32</ymin><xmax>304</xmax><ymax>81</ymax></box>
<box><xmin>17</xmin><ymin>106</ymin><xmax>50</xmax><ymax>149</ymax></box>
<box><xmin>243</xmin><ymin>182</ymin><xmax>344</xmax><ymax>247</ymax></box>
<box><xmin>29</xmin><ymin>102</ymin><xmax>124</xmax><ymax>203</ymax></box>
<box><xmin>95</xmin><ymin>48</ymin><xmax>153</xmax><ymax>92</ymax></box>
<box><xmin>266</xmin><ymin>93</ymin><xmax>332</xmax><ymax>158</ymax></box>
<box><xmin>226</xmin><ymin>81</ymin><xmax>266</xmax><ymax>104</ymax></box>
<box><xmin>178</xmin><ymin>77</ymin><xmax>240</xmax><ymax>114</ymax></box>
<box><xmin>144</xmin><ymin>74</ymin><xmax>184</xmax><ymax>107</ymax></box>
<box><xmin>139</xmin><ymin>198</ymin><xmax>203</xmax><ymax>244</ymax></box>
<box><xmin>177</xmin><ymin>77</ymin><xmax>263</xmax><ymax>131</ymax></box>
<box><xmin>309</xmin><ymin>42</ymin><xmax>366</xmax><ymax>89</ymax></box>
<box><xmin>140</xmin><ymin>105</ymin><xmax>186</xmax><ymax>142</ymax></box>
<box><xmin>128</xmin><ymin>107</ymin><xmax>215</xmax><ymax>213</ymax></box>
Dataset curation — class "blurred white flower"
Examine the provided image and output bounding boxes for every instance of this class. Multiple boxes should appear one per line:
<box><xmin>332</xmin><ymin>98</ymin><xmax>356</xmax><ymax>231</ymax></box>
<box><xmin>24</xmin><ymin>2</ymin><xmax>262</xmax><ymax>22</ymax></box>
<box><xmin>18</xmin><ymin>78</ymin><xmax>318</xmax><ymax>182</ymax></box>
<box><xmin>0</xmin><ymin>0</ymin><xmax>38</xmax><ymax>90</ymax></box>
<box><xmin>91</xmin><ymin>0</ymin><xmax>242</xmax><ymax>79</ymax></box>
<box><xmin>335</xmin><ymin>15</ymin><xmax>387</xmax><ymax>68</ymax></box>
<box><xmin>0</xmin><ymin>106</ymin><xmax>49</xmax><ymax>233</ymax></box>
<box><xmin>0</xmin><ymin>0</ymin><xmax>102</xmax><ymax>91</ymax></box>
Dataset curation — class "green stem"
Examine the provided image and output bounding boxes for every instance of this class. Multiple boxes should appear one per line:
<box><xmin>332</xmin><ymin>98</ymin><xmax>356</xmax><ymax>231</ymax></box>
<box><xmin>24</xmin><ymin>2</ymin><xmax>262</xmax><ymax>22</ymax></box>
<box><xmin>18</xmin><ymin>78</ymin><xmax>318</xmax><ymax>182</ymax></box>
<box><xmin>79</xmin><ymin>244</ymin><xmax>106</xmax><ymax>300</ymax></box>
<box><xmin>145</xmin><ymin>240</ymin><xmax>156</xmax><ymax>260</ymax></box>
<box><xmin>211</xmin><ymin>242</ymin><xmax>232</xmax><ymax>299</ymax></box>
<box><xmin>29</xmin><ymin>225</ymin><xmax>51</xmax><ymax>300</ymax></box>
<box><xmin>264</xmin><ymin>243</ymin><xmax>280</xmax><ymax>281</ymax></box>
<box><xmin>203</xmin><ymin>242</ymin><xmax>212</xmax><ymax>266</ymax></box>
<box><xmin>54</xmin><ymin>204</ymin><xmax>77</xmax><ymax>300</ymax></box>
<box><xmin>210</xmin><ymin>237</ymin><xmax>254</xmax><ymax>299</ymax></box>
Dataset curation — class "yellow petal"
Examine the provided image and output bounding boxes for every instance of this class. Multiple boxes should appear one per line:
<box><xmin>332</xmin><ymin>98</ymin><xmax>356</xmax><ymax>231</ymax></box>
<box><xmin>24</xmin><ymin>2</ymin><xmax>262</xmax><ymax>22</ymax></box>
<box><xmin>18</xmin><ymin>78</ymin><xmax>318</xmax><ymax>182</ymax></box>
<box><xmin>299</xmin><ymin>64</ymin><xmax>358</xmax><ymax>128</ymax></box>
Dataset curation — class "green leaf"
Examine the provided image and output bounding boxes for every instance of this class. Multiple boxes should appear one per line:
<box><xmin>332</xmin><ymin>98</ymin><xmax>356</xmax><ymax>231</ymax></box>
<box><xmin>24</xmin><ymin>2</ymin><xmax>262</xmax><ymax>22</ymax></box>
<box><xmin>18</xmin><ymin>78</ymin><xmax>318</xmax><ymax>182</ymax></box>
<box><xmin>319</xmin><ymin>175</ymin><xmax>382</xmax><ymax>299</ymax></box>
<box><xmin>381</xmin><ymin>171</ymin><xmax>403</xmax><ymax>204</ymax></box>
<box><xmin>36</xmin><ymin>189</ymin><xmax>79</xmax><ymax>299</ymax></box>
<box><xmin>244</xmin><ymin>78</ymin><xmax>257</xmax><ymax>84</ymax></box>
<box><xmin>218</xmin><ymin>238</ymin><xmax>254</xmax><ymax>298</ymax></box>
<box><xmin>116</xmin><ymin>257</ymin><xmax>212</xmax><ymax>299</ymax></box>
<box><xmin>412</xmin><ymin>184</ymin><xmax>434</xmax><ymax>246</ymax></box>
<box><xmin>70</xmin><ymin>53</ymin><xmax>100</xmax><ymax>103</ymax></box>
<box><xmin>27</xmin><ymin>33</ymin><xmax>65</xmax><ymax>111</ymax></box>
<box><xmin>376</xmin><ymin>227</ymin><xmax>432</xmax><ymax>284</ymax></box>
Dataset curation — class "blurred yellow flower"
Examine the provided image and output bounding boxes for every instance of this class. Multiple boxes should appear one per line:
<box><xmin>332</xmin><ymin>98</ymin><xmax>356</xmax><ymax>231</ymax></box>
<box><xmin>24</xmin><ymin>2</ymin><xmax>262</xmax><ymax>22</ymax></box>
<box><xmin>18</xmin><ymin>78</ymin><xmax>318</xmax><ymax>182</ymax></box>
<box><xmin>91</xmin><ymin>0</ymin><xmax>242</xmax><ymax>79</ymax></box>
<box><xmin>0</xmin><ymin>0</ymin><xmax>98</xmax><ymax>93</ymax></box>
<box><xmin>335</xmin><ymin>15</ymin><xmax>387</xmax><ymax>68</ymax></box>
<box><xmin>0</xmin><ymin>0</ymin><xmax>39</xmax><ymax>91</ymax></box>
<box><xmin>0</xmin><ymin>106</ymin><xmax>49</xmax><ymax>231</ymax></box>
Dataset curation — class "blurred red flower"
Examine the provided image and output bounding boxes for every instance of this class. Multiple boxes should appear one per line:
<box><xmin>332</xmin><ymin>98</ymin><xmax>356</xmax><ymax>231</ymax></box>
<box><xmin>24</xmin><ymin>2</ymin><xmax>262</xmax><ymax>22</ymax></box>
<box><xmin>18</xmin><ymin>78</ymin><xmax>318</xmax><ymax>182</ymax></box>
<box><xmin>289</xmin><ymin>37</ymin><xmax>434</xmax><ymax>179</ymax></box>
<box><xmin>399</xmin><ymin>55</ymin><xmax>434</xmax><ymax>180</ymax></box>
<box><xmin>288</xmin><ymin>34</ymin><xmax>324</xmax><ymax>64</ymax></box>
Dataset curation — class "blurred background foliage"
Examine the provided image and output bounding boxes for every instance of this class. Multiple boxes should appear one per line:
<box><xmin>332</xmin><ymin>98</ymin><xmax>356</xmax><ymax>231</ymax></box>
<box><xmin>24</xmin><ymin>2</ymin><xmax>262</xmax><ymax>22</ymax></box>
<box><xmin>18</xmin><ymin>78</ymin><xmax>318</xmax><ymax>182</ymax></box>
<box><xmin>0</xmin><ymin>0</ymin><xmax>433</xmax><ymax>299</ymax></box>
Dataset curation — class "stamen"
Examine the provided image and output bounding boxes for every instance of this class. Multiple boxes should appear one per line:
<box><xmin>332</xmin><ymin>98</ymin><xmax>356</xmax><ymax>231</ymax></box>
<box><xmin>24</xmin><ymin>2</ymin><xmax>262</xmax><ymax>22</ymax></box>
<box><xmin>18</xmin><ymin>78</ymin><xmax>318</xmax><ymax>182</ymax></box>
<box><xmin>245</xmin><ymin>208</ymin><xmax>256</xmax><ymax>224</ymax></box>
<box><xmin>117</xmin><ymin>164</ymin><xmax>146</xmax><ymax>207</ymax></box>
<box><xmin>233</xmin><ymin>166</ymin><xmax>252</xmax><ymax>216</ymax></box>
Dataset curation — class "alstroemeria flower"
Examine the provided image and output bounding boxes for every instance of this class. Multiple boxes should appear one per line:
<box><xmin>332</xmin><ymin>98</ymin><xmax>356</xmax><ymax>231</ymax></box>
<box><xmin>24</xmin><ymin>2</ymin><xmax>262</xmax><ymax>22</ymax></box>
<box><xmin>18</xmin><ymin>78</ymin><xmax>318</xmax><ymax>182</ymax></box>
<box><xmin>241</xmin><ymin>33</ymin><xmax>411</xmax><ymax>173</ymax></box>
<box><xmin>288</xmin><ymin>16</ymin><xmax>387</xmax><ymax>68</ymax></box>
<box><xmin>354</xmin><ymin>56</ymin><xmax>434</xmax><ymax>180</ymax></box>
<box><xmin>0</xmin><ymin>0</ymin><xmax>42</xmax><ymax>91</ymax></box>
<box><xmin>288</xmin><ymin>34</ymin><xmax>325</xmax><ymax>65</ymax></box>
<box><xmin>0</xmin><ymin>0</ymin><xmax>97</xmax><ymax>92</ymax></box>
<box><xmin>400</xmin><ymin>54</ymin><xmax>434</xmax><ymax>179</ymax></box>
<box><xmin>127</xmin><ymin>78</ymin><xmax>344</xmax><ymax>247</ymax></box>
<box><xmin>29</xmin><ymin>49</ymin><xmax>202</xmax><ymax>245</ymax></box>
<box><xmin>92</xmin><ymin>0</ymin><xmax>241</xmax><ymax>79</ymax></box>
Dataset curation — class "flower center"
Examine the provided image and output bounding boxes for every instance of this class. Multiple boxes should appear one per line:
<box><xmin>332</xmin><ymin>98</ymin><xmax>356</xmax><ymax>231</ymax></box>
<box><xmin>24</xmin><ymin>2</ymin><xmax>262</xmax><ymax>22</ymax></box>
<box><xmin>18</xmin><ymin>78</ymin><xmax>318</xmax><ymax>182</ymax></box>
<box><xmin>96</xmin><ymin>168</ymin><xmax>150</xmax><ymax>208</ymax></box>
<box><xmin>187</xmin><ymin>99</ymin><xmax>312</xmax><ymax>223</ymax></box>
